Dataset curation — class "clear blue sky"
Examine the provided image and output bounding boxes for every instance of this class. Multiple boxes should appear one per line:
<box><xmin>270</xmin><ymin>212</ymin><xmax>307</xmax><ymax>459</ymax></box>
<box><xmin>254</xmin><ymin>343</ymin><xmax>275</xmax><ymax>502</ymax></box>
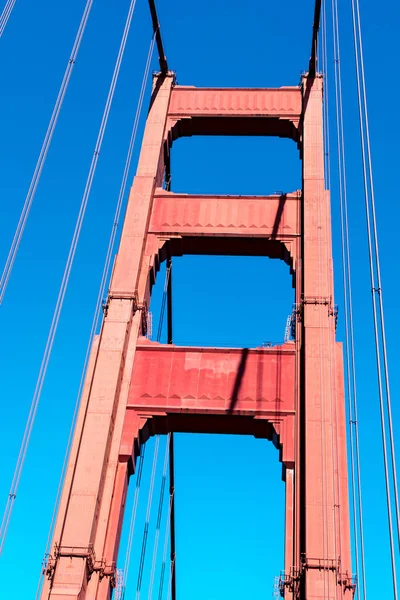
<box><xmin>0</xmin><ymin>0</ymin><xmax>399</xmax><ymax>597</ymax></box>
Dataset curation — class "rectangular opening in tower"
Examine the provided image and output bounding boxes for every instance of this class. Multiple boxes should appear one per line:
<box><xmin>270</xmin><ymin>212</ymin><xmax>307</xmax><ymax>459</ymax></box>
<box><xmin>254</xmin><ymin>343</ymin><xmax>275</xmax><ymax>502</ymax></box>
<box><xmin>150</xmin><ymin>255</ymin><xmax>294</xmax><ymax>348</ymax></box>
<box><xmin>170</xmin><ymin>136</ymin><xmax>301</xmax><ymax>196</ymax></box>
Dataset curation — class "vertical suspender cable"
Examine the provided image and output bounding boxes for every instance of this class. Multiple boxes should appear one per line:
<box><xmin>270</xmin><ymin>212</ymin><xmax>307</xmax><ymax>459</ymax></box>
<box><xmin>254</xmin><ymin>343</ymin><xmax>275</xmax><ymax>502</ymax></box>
<box><xmin>168</xmin><ymin>431</ymin><xmax>176</xmax><ymax>600</ymax></box>
<box><xmin>0</xmin><ymin>0</ymin><xmax>95</xmax><ymax>302</ymax></box>
<box><xmin>166</xmin><ymin>250</ymin><xmax>176</xmax><ymax>600</ymax></box>
<box><xmin>166</xmin><ymin>255</ymin><xmax>173</xmax><ymax>345</ymax></box>
<box><xmin>119</xmin><ymin>444</ymin><xmax>147</xmax><ymax>600</ymax></box>
<box><xmin>35</xmin><ymin>35</ymin><xmax>156</xmax><ymax>600</ymax></box>
<box><xmin>153</xmin><ymin>249</ymin><xmax>175</xmax><ymax>599</ymax></box>
<box><xmin>147</xmin><ymin>435</ymin><xmax>171</xmax><ymax>599</ymax></box>
<box><xmin>0</xmin><ymin>0</ymin><xmax>16</xmax><ymax>37</ymax></box>
<box><xmin>330</xmin><ymin>0</ymin><xmax>367</xmax><ymax>597</ymax></box>
<box><xmin>350</xmin><ymin>0</ymin><xmax>399</xmax><ymax>596</ymax></box>
<box><xmin>167</xmin><ymin>257</ymin><xmax>176</xmax><ymax>600</ymax></box>
<box><xmin>136</xmin><ymin>436</ymin><xmax>160</xmax><ymax>600</ymax></box>
<box><xmin>166</xmin><ymin>554</ymin><xmax>176</xmax><ymax>600</ymax></box>
<box><xmin>156</xmin><ymin>436</ymin><xmax>176</xmax><ymax>600</ymax></box>
<box><xmin>0</xmin><ymin>0</ymin><xmax>138</xmax><ymax>556</ymax></box>
<box><xmin>140</xmin><ymin>247</ymin><xmax>174</xmax><ymax>598</ymax></box>
<box><xmin>157</xmin><ymin>262</ymin><xmax>172</xmax><ymax>343</ymax></box>
<box><xmin>157</xmin><ymin>477</ymin><xmax>174</xmax><ymax>600</ymax></box>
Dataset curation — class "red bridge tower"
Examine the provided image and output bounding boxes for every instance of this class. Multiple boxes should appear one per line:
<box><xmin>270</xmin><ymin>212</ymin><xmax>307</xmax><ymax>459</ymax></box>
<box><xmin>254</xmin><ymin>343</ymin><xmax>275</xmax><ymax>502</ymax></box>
<box><xmin>40</xmin><ymin>70</ymin><xmax>354</xmax><ymax>599</ymax></box>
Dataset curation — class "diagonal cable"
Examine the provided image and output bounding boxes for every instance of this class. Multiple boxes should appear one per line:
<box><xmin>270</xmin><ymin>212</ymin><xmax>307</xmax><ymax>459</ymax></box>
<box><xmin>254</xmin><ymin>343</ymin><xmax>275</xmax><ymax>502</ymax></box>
<box><xmin>0</xmin><ymin>0</ymin><xmax>17</xmax><ymax>37</ymax></box>
<box><xmin>0</xmin><ymin>0</ymin><xmax>95</xmax><ymax>302</ymax></box>
<box><xmin>0</xmin><ymin>0</ymin><xmax>138</xmax><ymax>555</ymax></box>
<box><xmin>351</xmin><ymin>0</ymin><xmax>400</xmax><ymax>548</ymax></box>
<box><xmin>330</xmin><ymin>0</ymin><xmax>367</xmax><ymax>596</ymax></box>
<box><xmin>350</xmin><ymin>0</ymin><xmax>399</xmax><ymax>596</ymax></box>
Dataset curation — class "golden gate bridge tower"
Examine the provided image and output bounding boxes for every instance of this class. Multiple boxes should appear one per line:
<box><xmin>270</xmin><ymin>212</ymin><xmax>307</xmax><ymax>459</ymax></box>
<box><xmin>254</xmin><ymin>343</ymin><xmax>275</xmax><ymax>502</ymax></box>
<box><xmin>37</xmin><ymin>2</ymin><xmax>355</xmax><ymax>598</ymax></box>
<box><xmin>2</xmin><ymin>0</ymin><xmax>399</xmax><ymax>598</ymax></box>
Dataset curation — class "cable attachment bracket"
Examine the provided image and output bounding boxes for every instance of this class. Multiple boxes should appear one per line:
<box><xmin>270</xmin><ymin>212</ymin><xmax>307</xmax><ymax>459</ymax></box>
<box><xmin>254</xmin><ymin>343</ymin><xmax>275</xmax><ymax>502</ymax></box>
<box><xmin>102</xmin><ymin>292</ymin><xmax>139</xmax><ymax>317</ymax></box>
<box><xmin>43</xmin><ymin>545</ymin><xmax>117</xmax><ymax>589</ymax></box>
<box><xmin>299</xmin><ymin>295</ymin><xmax>339</xmax><ymax>330</ymax></box>
<box><xmin>101</xmin><ymin>291</ymin><xmax>149</xmax><ymax>336</ymax></box>
<box><xmin>277</xmin><ymin>558</ymin><xmax>356</xmax><ymax>597</ymax></box>
<box><xmin>44</xmin><ymin>544</ymin><xmax>96</xmax><ymax>581</ymax></box>
<box><xmin>338</xmin><ymin>572</ymin><xmax>357</xmax><ymax>596</ymax></box>
<box><xmin>277</xmin><ymin>566</ymin><xmax>302</xmax><ymax>598</ymax></box>
<box><xmin>301</xmin><ymin>295</ymin><xmax>331</xmax><ymax>306</ymax></box>
<box><xmin>301</xmin><ymin>553</ymin><xmax>340</xmax><ymax>572</ymax></box>
<box><xmin>93</xmin><ymin>560</ymin><xmax>117</xmax><ymax>587</ymax></box>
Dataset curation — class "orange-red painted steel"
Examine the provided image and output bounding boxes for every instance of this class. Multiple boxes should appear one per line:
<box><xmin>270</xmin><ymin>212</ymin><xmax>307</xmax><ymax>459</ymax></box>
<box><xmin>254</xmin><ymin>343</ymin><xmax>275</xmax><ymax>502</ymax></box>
<box><xmin>40</xmin><ymin>73</ymin><xmax>353</xmax><ymax>599</ymax></box>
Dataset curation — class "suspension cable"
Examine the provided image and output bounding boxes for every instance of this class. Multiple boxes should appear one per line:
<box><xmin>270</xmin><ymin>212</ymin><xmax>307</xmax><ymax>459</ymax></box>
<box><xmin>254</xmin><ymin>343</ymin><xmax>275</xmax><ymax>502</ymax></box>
<box><xmin>321</xmin><ymin>2</ymin><xmax>331</xmax><ymax>190</ymax></box>
<box><xmin>0</xmin><ymin>0</ymin><xmax>138</xmax><ymax>556</ymax></box>
<box><xmin>136</xmin><ymin>436</ymin><xmax>160</xmax><ymax>600</ymax></box>
<box><xmin>35</xmin><ymin>35</ymin><xmax>156</xmax><ymax>599</ymax></box>
<box><xmin>147</xmin><ymin>435</ymin><xmax>171</xmax><ymax>599</ymax></box>
<box><xmin>0</xmin><ymin>0</ymin><xmax>95</xmax><ymax>302</ymax></box>
<box><xmin>0</xmin><ymin>0</ymin><xmax>16</xmax><ymax>37</ymax></box>
<box><xmin>351</xmin><ymin>0</ymin><xmax>400</xmax><ymax>544</ymax></box>
<box><xmin>350</xmin><ymin>0</ymin><xmax>399</xmax><ymax>594</ymax></box>
<box><xmin>329</xmin><ymin>0</ymin><xmax>367</xmax><ymax>596</ymax></box>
